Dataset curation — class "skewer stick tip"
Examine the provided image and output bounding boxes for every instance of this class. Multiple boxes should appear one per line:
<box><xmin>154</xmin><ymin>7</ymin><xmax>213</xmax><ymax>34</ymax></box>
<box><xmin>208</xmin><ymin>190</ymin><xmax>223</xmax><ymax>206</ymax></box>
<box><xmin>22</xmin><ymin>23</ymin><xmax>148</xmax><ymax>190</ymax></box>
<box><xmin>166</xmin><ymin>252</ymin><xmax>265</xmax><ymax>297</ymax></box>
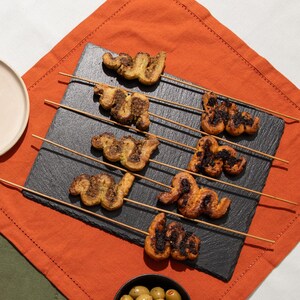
<box><xmin>59</xmin><ymin>71</ymin><xmax>69</xmax><ymax>76</ymax></box>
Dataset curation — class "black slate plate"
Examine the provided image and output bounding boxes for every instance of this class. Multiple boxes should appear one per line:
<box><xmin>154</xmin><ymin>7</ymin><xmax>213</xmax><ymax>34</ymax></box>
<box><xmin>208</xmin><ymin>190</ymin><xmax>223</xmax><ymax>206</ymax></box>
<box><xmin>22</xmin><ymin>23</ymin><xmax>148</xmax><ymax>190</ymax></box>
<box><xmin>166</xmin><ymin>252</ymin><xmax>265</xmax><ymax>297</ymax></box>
<box><xmin>24</xmin><ymin>43</ymin><xmax>284</xmax><ymax>281</ymax></box>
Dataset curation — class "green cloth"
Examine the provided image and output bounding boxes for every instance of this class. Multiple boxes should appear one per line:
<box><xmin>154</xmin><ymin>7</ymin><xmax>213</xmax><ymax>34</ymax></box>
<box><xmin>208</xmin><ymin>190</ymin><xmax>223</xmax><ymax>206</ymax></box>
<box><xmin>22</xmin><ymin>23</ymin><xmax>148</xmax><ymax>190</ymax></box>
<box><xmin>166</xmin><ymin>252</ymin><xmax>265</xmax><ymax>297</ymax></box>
<box><xmin>0</xmin><ymin>235</ymin><xmax>66</xmax><ymax>300</ymax></box>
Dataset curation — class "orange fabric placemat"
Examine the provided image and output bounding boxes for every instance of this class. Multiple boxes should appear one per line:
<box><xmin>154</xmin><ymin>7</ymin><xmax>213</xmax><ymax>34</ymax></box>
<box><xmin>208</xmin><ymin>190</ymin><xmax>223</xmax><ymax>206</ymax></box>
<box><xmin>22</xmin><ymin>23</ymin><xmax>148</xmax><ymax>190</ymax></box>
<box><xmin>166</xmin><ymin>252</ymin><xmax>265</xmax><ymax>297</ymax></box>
<box><xmin>0</xmin><ymin>0</ymin><xmax>299</xmax><ymax>298</ymax></box>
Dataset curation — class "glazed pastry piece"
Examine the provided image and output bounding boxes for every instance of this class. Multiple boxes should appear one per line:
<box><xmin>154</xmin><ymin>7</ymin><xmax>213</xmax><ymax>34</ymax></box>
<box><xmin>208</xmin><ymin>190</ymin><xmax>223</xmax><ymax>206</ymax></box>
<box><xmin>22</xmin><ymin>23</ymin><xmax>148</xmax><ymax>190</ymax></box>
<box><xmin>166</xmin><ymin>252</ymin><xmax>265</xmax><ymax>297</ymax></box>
<box><xmin>130</xmin><ymin>93</ymin><xmax>150</xmax><ymax>130</ymax></box>
<box><xmin>144</xmin><ymin>213</ymin><xmax>200</xmax><ymax>261</ymax></box>
<box><xmin>187</xmin><ymin>136</ymin><xmax>246</xmax><ymax>177</ymax></box>
<box><xmin>158</xmin><ymin>171</ymin><xmax>199</xmax><ymax>206</ymax></box>
<box><xmin>177</xmin><ymin>186</ymin><xmax>231</xmax><ymax>219</ymax></box>
<box><xmin>91</xmin><ymin>133</ymin><xmax>159</xmax><ymax>172</ymax></box>
<box><xmin>157</xmin><ymin>172</ymin><xmax>231</xmax><ymax>219</ymax></box>
<box><xmin>94</xmin><ymin>83</ymin><xmax>150</xmax><ymax>130</ymax></box>
<box><xmin>226</xmin><ymin>109</ymin><xmax>260</xmax><ymax>136</ymax></box>
<box><xmin>188</xmin><ymin>136</ymin><xmax>223</xmax><ymax>177</ymax></box>
<box><xmin>91</xmin><ymin>132</ymin><xmax>122</xmax><ymax>162</ymax></box>
<box><xmin>144</xmin><ymin>213</ymin><xmax>171</xmax><ymax>261</ymax></box>
<box><xmin>102</xmin><ymin>51</ymin><xmax>166</xmax><ymax>85</ymax></box>
<box><xmin>69</xmin><ymin>172</ymin><xmax>135</xmax><ymax>210</ymax></box>
<box><xmin>166</xmin><ymin>221</ymin><xmax>200</xmax><ymax>261</ymax></box>
<box><xmin>201</xmin><ymin>91</ymin><xmax>260</xmax><ymax>136</ymax></box>
<box><xmin>216</xmin><ymin>145</ymin><xmax>247</xmax><ymax>175</ymax></box>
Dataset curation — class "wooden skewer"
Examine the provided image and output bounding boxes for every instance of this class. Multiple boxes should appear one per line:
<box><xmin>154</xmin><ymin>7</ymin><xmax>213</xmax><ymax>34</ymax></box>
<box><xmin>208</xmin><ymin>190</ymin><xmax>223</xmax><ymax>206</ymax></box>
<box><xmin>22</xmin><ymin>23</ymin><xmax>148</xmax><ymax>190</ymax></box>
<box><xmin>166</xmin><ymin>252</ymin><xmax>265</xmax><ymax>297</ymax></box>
<box><xmin>123</xmin><ymin>197</ymin><xmax>275</xmax><ymax>243</ymax></box>
<box><xmin>32</xmin><ymin>134</ymin><xmax>297</xmax><ymax>206</ymax></box>
<box><xmin>44</xmin><ymin>100</ymin><xmax>195</xmax><ymax>151</ymax></box>
<box><xmin>0</xmin><ymin>178</ymin><xmax>274</xmax><ymax>243</ymax></box>
<box><xmin>147</xmin><ymin>157</ymin><xmax>297</xmax><ymax>205</ymax></box>
<box><xmin>32</xmin><ymin>134</ymin><xmax>169</xmax><ymax>190</ymax></box>
<box><xmin>59</xmin><ymin>72</ymin><xmax>204</xmax><ymax>114</ymax></box>
<box><xmin>58</xmin><ymin>72</ymin><xmax>289</xmax><ymax>164</ymax></box>
<box><xmin>161</xmin><ymin>74</ymin><xmax>300</xmax><ymax>122</ymax></box>
<box><xmin>0</xmin><ymin>178</ymin><xmax>148</xmax><ymax>236</ymax></box>
<box><xmin>149</xmin><ymin>111</ymin><xmax>289</xmax><ymax>164</ymax></box>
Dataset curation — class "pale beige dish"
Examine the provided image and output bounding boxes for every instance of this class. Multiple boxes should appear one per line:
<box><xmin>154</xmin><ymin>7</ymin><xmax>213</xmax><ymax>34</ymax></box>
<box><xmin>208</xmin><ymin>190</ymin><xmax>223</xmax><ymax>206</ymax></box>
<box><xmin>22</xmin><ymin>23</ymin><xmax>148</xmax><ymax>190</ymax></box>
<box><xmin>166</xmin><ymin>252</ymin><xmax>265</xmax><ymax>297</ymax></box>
<box><xmin>0</xmin><ymin>60</ymin><xmax>29</xmax><ymax>155</ymax></box>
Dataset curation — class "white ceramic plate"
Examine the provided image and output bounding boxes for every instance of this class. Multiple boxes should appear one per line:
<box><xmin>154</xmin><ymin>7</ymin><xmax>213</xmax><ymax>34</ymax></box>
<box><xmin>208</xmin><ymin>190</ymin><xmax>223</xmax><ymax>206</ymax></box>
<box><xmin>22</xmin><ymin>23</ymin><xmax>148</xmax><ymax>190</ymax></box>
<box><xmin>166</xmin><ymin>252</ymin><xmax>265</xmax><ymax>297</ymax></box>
<box><xmin>0</xmin><ymin>60</ymin><xmax>29</xmax><ymax>155</ymax></box>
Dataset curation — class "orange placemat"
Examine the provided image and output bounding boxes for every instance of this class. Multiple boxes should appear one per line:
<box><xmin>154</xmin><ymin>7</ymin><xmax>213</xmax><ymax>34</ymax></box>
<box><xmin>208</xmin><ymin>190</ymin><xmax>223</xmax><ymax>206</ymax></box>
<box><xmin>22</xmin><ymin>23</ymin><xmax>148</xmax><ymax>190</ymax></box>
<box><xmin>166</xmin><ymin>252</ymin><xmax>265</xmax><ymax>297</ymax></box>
<box><xmin>0</xmin><ymin>0</ymin><xmax>299</xmax><ymax>299</ymax></box>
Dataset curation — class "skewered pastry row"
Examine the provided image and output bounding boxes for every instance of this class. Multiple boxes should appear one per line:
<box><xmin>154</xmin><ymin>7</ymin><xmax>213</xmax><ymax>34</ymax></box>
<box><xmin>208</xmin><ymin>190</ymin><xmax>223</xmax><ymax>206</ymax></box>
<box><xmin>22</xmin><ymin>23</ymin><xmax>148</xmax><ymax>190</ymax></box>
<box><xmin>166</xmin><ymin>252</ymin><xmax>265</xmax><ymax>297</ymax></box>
<box><xmin>94</xmin><ymin>79</ymin><xmax>260</xmax><ymax>137</ymax></box>
<box><xmin>91</xmin><ymin>131</ymin><xmax>246</xmax><ymax>177</ymax></box>
<box><xmin>69</xmin><ymin>171</ymin><xmax>231</xmax><ymax>220</ymax></box>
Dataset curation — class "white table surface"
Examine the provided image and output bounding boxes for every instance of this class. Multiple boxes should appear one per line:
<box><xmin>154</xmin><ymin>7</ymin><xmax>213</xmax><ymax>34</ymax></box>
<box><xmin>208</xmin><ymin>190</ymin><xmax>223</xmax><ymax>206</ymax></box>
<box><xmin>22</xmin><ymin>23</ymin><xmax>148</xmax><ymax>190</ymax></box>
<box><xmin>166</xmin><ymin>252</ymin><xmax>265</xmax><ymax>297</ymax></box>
<box><xmin>0</xmin><ymin>1</ymin><xmax>299</xmax><ymax>299</ymax></box>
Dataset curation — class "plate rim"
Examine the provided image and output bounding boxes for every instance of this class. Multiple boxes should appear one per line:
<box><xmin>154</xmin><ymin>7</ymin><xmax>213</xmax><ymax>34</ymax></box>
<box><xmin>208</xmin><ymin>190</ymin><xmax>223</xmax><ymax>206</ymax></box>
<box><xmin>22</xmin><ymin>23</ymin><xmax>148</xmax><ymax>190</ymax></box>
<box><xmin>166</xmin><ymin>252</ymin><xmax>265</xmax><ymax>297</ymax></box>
<box><xmin>0</xmin><ymin>60</ymin><xmax>30</xmax><ymax>156</ymax></box>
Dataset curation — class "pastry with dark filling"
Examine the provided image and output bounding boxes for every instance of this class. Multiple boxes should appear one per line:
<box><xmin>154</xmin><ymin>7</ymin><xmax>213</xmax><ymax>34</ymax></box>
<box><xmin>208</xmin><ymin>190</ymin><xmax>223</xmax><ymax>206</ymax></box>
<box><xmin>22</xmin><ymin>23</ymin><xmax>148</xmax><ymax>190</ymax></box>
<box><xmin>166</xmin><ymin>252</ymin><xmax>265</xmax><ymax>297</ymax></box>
<box><xmin>144</xmin><ymin>212</ymin><xmax>200</xmax><ymax>261</ymax></box>
<box><xmin>201</xmin><ymin>91</ymin><xmax>260</xmax><ymax>136</ymax></box>
<box><xmin>166</xmin><ymin>221</ymin><xmax>200</xmax><ymax>261</ymax></box>
<box><xmin>69</xmin><ymin>172</ymin><xmax>135</xmax><ymax>210</ymax></box>
<box><xmin>91</xmin><ymin>132</ymin><xmax>159</xmax><ymax>172</ymax></box>
<box><xmin>94</xmin><ymin>83</ymin><xmax>150</xmax><ymax>130</ymax></box>
<box><xmin>187</xmin><ymin>136</ymin><xmax>246</xmax><ymax>177</ymax></box>
<box><xmin>158</xmin><ymin>172</ymin><xmax>231</xmax><ymax>219</ymax></box>
<box><xmin>102</xmin><ymin>51</ymin><xmax>166</xmax><ymax>85</ymax></box>
<box><xmin>144</xmin><ymin>213</ymin><xmax>171</xmax><ymax>261</ymax></box>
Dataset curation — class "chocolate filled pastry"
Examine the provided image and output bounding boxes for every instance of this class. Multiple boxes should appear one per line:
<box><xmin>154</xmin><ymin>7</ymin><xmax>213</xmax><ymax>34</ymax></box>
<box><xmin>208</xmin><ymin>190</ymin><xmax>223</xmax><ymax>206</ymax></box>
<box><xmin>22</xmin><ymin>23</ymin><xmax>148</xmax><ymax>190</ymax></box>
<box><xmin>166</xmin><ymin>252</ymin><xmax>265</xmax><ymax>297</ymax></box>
<box><xmin>166</xmin><ymin>221</ymin><xmax>200</xmax><ymax>261</ymax></box>
<box><xmin>187</xmin><ymin>136</ymin><xmax>247</xmax><ymax>177</ymax></box>
<box><xmin>201</xmin><ymin>91</ymin><xmax>260</xmax><ymax>136</ymax></box>
<box><xmin>102</xmin><ymin>51</ymin><xmax>166</xmax><ymax>85</ymax></box>
<box><xmin>158</xmin><ymin>172</ymin><xmax>231</xmax><ymax>219</ymax></box>
<box><xmin>144</xmin><ymin>212</ymin><xmax>171</xmax><ymax>261</ymax></box>
<box><xmin>69</xmin><ymin>172</ymin><xmax>135</xmax><ymax>210</ymax></box>
<box><xmin>91</xmin><ymin>132</ymin><xmax>159</xmax><ymax>172</ymax></box>
<box><xmin>144</xmin><ymin>213</ymin><xmax>200</xmax><ymax>261</ymax></box>
<box><xmin>94</xmin><ymin>83</ymin><xmax>150</xmax><ymax>130</ymax></box>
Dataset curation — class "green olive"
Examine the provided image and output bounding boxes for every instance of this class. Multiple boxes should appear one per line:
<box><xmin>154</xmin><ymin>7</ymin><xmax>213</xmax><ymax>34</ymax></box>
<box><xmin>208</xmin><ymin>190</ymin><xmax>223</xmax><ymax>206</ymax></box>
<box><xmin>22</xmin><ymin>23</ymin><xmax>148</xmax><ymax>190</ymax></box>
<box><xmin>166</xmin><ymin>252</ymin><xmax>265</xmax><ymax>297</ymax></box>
<box><xmin>129</xmin><ymin>286</ymin><xmax>150</xmax><ymax>298</ymax></box>
<box><xmin>150</xmin><ymin>287</ymin><xmax>165</xmax><ymax>299</ymax></box>
<box><xmin>165</xmin><ymin>289</ymin><xmax>182</xmax><ymax>300</ymax></box>
<box><xmin>120</xmin><ymin>296</ymin><xmax>134</xmax><ymax>300</ymax></box>
<box><xmin>136</xmin><ymin>294</ymin><xmax>153</xmax><ymax>300</ymax></box>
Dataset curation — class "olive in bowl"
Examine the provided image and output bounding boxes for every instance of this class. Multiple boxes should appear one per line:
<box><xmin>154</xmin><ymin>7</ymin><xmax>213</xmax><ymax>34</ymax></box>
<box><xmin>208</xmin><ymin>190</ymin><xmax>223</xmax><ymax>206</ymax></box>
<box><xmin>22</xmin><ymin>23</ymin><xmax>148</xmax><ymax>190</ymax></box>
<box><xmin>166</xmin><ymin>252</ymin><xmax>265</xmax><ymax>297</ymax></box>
<box><xmin>114</xmin><ymin>274</ymin><xmax>190</xmax><ymax>300</ymax></box>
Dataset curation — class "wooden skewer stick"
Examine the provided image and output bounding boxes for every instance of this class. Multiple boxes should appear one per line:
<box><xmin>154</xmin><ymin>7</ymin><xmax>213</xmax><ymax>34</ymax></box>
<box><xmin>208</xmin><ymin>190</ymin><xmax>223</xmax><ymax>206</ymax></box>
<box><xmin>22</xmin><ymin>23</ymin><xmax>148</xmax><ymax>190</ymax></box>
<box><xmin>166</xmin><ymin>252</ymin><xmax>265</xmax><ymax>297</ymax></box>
<box><xmin>32</xmin><ymin>134</ymin><xmax>169</xmax><ymax>190</ymax></box>
<box><xmin>60</xmin><ymin>71</ymin><xmax>300</xmax><ymax>122</ymax></box>
<box><xmin>161</xmin><ymin>74</ymin><xmax>300</xmax><ymax>122</ymax></box>
<box><xmin>123</xmin><ymin>197</ymin><xmax>275</xmax><ymax>243</ymax></box>
<box><xmin>147</xmin><ymin>157</ymin><xmax>297</xmax><ymax>205</ymax></box>
<box><xmin>0</xmin><ymin>178</ymin><xmax>148</xmax><ymax>236</ymax></box>
<box><xmin>58</xmin><ymin>72</ymin><xmax>288</xmax><ymax>164</ymax></box>
<box><xmin>44</xmin><ymin>100</ymin><xmax>195</xmax><ymax>151</ymax></box>
<box><xmin>0</xmin><ymin>178</ymin><xmax>274</xmax><ymax>243</ymax></box>
<box><xmin>59</xmin><ymin>72</ymin><xmax>204</xmax><ymax>114</ymax></box>
<box><xmin>149</xmin><ymin>111</ymin><xmax>289</xmax><ymax>164</ymax></box>
<box><xmin>32</xmin><ymin>134</ymin><xmax>297</xmax><ymax>205</ymax></box>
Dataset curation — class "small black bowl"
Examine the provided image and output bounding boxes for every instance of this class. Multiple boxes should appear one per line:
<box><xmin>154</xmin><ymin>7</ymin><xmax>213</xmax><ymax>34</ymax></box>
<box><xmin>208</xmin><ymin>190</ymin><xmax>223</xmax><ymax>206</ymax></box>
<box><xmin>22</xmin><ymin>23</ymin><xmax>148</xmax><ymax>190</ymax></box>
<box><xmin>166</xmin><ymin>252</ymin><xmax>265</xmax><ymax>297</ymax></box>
<box><xmin>114</xmin><ymin>274</ymin><xmax>190</xmax><ymax>300</ymax></box>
